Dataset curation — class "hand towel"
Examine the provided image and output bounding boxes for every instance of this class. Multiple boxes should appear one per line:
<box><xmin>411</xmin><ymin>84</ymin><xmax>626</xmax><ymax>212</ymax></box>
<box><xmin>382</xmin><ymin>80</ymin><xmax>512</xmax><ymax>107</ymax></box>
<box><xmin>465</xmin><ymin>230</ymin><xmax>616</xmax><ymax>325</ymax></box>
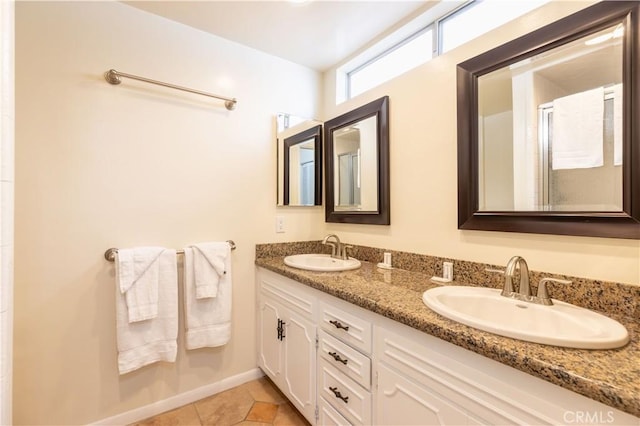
<box><xmin>191</xmin><ymin>242</ymin><xmax>228</xmax><ymax>299</ymax></box>
<box><xmin>115</xmin><ymin>248</ymin><xmax>178</xmax><ymax>375</ymax></box>
<box><xmin>612</xmin><ymin>83</ymin><xmax>623</xmax><ymax>166</ymax></box>
<box><xmin>117</xmin><ymin>246</ymin><xmax>164</xmax><ymax>322</ymax></box>
<box><xmin>183</xmin><ymin>243</ymin><xmax>232</xmax><ymax>349</ymax></box>
<box><xmin>552</xmin><ymin>87</ymin><xmax>604</xmax><ymax>170</ymax></box>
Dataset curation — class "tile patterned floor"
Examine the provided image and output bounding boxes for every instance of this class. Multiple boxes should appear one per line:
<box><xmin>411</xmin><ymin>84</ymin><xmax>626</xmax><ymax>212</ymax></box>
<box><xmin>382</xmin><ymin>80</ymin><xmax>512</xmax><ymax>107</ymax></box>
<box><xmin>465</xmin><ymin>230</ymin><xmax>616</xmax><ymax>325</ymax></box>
<box><xmin>131</xmin><ymin>376</ymin><xmax>310</xmax><ymax>426</ymax></box>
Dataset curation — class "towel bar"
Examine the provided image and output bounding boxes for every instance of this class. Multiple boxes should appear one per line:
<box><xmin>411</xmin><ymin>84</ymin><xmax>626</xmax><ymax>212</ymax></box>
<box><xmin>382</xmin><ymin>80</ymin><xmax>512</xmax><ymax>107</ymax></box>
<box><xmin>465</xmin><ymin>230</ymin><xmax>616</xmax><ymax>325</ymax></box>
<box><xmin>104</xmin><ymin>69</ymin><xmax>237</xmax><ymax>111</ymax></box>
<box><xmin>104</xmin><ymin>240</ymin><xmax>237</xmax><ymax>262</ymax></box>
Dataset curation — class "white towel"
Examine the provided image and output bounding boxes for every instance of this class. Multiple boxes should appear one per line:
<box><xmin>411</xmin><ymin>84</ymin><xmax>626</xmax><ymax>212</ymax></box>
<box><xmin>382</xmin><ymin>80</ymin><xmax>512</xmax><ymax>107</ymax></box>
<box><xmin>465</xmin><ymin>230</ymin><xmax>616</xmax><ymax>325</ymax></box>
<box><xmin>183</xmin><ymin>243</ymin><xmax>232</xmax><ymax>349</ymax></box>
<box><xmin>191</xmin><ymin>242</ymin><xmax>228</xmax><ymax>299</ymax></box>
<box><xmin>117</xmin><ymin>247</ymin><xmax>164</xmax><ymax>322</ymax></box>
<box><xmin>115</xmin><ymin>248</ymin><xmax>178</xmax><ymax>375</ymax></box>
<box><xmin>552</xmin><ymin>87</ymin><xmax>604</xmax><ymax>170</ymax></box>
<box><xmin>612</xmin><ymin>83</ymin><xmax>623</xmax><ymax>166</ymax></box>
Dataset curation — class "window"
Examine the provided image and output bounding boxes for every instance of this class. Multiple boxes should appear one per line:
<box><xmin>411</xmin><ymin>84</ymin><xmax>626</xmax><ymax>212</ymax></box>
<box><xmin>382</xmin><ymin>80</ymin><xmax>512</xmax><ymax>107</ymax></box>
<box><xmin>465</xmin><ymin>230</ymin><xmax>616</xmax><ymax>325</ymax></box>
<box><xmin>348</xmin><ymin>28</ymin><xmax>433</xmax><ymax>99</ymax></box>
<box><xmin>439</xmin><ymin>0</ymin><xmax>551</xmax><ymax>53</ymax></box>
<box><xmin>340</xmin><ymin>0</ymin><xmax>551</xmax><ymax>103</ymax></box>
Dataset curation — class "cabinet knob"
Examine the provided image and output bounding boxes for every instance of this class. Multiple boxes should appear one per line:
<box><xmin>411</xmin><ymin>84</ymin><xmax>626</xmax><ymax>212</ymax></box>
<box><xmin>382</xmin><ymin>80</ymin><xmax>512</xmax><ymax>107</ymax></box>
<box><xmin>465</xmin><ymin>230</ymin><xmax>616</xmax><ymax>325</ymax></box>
<box><xmin>328</xmin><ymin>351</ymin><xmax>348</xmax><ymax>365</ymax></box>
<box><xmin>329</xmin><ymin>320</ymin><xmax>350</xmax><ymax>331</ymax></box>
<box><xmin>329</xmin><ymin>386</ymin><xmax>349</xmax><ymax>403</ymax></box>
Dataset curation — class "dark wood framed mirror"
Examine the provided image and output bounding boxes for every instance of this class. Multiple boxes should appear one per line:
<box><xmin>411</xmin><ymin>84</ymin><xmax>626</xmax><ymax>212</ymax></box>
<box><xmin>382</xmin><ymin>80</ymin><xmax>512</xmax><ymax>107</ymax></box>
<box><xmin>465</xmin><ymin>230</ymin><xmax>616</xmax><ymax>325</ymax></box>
<box><xmin>325</xmin><ymin>96</ymin><xmax>390</xmax><ymax>224</ymax></box>
<box><xmin>283</xmin><ymin>124</ymin><xmax>322</xmax><ymax>206</ymax></box>
<box><xmin>457</xmin><ymin>1</ymin><xmax>640</xmax><ymax>239</ymax></box>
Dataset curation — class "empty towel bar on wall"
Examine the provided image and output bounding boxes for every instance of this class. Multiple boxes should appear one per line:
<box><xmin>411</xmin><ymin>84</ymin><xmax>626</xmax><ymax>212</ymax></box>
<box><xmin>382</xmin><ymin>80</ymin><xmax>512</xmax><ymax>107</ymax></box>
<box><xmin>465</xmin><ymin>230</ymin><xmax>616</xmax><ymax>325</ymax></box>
<box><xmin>103</xmin><ymin>240</ymin><xmax>237</xmax><ymax>262</ymax></box>
<box><xmin>104</xmin><ymin>69</ymin><xmax>237</xmax><ymax>111</ymax></box>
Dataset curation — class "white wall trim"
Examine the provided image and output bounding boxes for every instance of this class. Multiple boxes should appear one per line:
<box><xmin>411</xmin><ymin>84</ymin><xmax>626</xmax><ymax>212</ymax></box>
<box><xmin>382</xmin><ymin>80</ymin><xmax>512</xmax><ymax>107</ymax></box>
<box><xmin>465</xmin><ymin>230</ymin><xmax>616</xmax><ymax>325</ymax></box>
<box><xmin>90</xmin><ymin>368</ymin><xmax>264</xmax><ymax>426</ymax></box>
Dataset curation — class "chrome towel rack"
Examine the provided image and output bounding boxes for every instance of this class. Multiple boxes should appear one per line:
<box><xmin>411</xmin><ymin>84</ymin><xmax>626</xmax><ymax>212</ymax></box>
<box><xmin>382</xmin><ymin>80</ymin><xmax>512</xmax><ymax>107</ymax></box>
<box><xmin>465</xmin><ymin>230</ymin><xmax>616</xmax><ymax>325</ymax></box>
<box><xmin>104</xmin><ymin>240</ymin><xmax>237</xmax><ymax>262</ymax></box>
<box><xmin>104</xmin><ymin>69</ymin><xmax>237</xmax><ymax>111</ymax></box>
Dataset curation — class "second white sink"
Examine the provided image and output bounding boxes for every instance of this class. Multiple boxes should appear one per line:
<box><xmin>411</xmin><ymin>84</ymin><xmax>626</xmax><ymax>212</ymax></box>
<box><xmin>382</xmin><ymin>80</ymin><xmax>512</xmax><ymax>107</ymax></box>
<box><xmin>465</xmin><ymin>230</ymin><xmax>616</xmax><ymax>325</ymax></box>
<box><xmin>284</xmin><ymin>253</ymin><xmax>361</xmax><ymax>272</ymax></box>
<box><xmin>422</xmin><ymin>286</ymin><xmax>629</xmax><ymax>349</ymax></box>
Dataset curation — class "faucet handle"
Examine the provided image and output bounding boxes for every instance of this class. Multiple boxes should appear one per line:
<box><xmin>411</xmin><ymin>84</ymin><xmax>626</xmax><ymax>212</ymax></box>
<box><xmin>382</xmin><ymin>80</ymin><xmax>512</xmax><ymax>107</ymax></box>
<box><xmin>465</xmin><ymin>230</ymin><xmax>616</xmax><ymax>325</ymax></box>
<box><xmin>485</xmin><ymin>268</ymin><xmax>515</xmax><ymax>295</ymax></box>
<box><xmin>536</xmin><ymin>277</ymin><xmax>572</xmax><ymax>305</ymax></box>
<box><xmin>342</xmin><ymin>245</ymin><xmax>353</xmax><ymax>260</ymax></box>
<box><xmin>323</xmin><ymin>241</ymin><xmax>338</xmax><ymax>257</ymax></box>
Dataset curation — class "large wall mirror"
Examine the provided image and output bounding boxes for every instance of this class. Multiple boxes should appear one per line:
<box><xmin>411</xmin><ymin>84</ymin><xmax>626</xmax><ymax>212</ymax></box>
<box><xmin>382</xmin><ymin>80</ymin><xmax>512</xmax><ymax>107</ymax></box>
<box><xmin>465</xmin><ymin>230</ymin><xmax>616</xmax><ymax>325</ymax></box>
<box><xmin>276</xmin><ymin>114</ymin><xmax>322</xmax><ymax>206</ymax></box>
<box><xmin>325</xmin><ymin>96</ymin><xmax>390</xmax><ymax>224</ymax></box>
<box><xmin>457</xmin><ymin>2</ymin><xmax>640</xmax><ymax>239</ymax></box>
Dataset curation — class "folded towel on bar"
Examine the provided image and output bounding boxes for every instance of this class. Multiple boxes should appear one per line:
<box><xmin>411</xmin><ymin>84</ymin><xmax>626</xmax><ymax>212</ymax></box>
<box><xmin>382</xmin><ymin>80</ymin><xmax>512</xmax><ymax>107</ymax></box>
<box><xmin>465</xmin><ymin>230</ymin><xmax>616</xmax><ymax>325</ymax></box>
<box><xmin>115</xmin><ymin>248</ymin><xmax>178</xmax><ymax>374</ymax></box>
<box><xmin>191</xmin><ymin>242</ymin><xmax>228</xmax><ymax>299</ymax></box>
<box><xmin>183</xmin><ymin>242</ymin><xmax>232</xmax><ymax>349</ymax></box>
<box><xmin>117</xmin><ymin>247</ymin><xmax>164</xmax><ymax>322</ymax></box>
<box><xmin>552</xmin><ymin>86</ymin><xmax>604</xmax><ymax>170</ymax></box>
<box><xmin>612</xmin><ymin>83</ymin><xmax>623</xmax><ymax>166</ymax></box>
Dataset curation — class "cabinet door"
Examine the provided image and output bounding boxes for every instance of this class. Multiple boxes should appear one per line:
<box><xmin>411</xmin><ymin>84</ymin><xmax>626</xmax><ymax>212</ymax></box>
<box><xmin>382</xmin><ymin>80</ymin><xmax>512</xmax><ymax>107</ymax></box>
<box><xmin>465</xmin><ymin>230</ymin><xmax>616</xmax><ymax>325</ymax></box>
<box><xmin>258</xmin><ymin>297</ymin><xmax>282</xmax><ymax>380</ymax></box>
<box><xmin>282</xmin><ymin>310</ymin><xmax>316</xmax><ymax>422</ymax></box>
<box><xmin>376</xmin><ymin>363</ymin><xmax>469</xmax><ymax>426</ymax></box>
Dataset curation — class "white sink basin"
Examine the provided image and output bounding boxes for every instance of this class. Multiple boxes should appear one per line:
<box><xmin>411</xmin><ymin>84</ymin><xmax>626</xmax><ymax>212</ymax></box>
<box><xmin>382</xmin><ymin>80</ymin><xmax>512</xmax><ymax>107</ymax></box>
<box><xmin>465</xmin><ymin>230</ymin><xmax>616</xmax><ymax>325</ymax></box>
<box><xmin>284</xmin><ymin>254</ymin><xmax>361</xmax><ymax>272</ymax></box>
<box><xmin>422</xmin><ymin>286</ymin><xmax>629</xmax><ymax>349</ymax></box>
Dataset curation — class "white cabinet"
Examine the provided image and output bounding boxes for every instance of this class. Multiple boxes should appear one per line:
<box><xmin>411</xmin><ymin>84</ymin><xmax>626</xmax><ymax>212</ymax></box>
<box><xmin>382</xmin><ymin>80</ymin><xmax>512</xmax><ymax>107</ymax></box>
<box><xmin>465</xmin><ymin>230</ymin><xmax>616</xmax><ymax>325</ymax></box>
<box><xmin>376</xmin><ymin>363</ymin><xmax>468</xmax><ymax>426</ymax></box>
<box><xmin>318</xmin><ymin>396</ymin><xmax>352</xmax><ymax>426</ymax></box>
<box><xmin>256</xmin><ymin>267</ymin><xmax>639</xmax><ymax>426</ymax></box>
<box><xmin>257</xmin><ymin>296</ymin><xmax>282</xmax><ymax>379</ymax></box>
<box><xmin>318</xmin><ymin>300</ymin><xmax>373</xmax><ymax>425</ymax></box>
<box><xmin>375</xmin><ymin>319</ymin><xmax>640</xmax><ymax>426</ymax></box>
<box><xmin>318</xmin><ymin>330</ymin><xmax>371</xmax><ymax>389</ymax></box>
<box><xmin>257</xmin><ymin>270</ymin><xmax>316</xmax><ymax>423</ymax></box>
<box><xmin>281</xmin><ymin>309</ymin><xmax>315</xmax><ymax>414</ymax></box>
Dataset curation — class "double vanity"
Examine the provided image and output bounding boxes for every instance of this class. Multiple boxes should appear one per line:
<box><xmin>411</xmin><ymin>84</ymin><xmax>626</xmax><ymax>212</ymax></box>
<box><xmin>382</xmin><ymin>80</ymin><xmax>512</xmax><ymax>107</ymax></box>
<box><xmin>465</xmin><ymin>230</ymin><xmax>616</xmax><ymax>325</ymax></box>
<box><xmin>255</xmin><ymin>241</ymin><xmax>639</xmax><ymax>425</ymax></box>
<box><xmin>262</xmin><ymin>3</ymin><xmax>640</xmax><ymax>424</ymax></box>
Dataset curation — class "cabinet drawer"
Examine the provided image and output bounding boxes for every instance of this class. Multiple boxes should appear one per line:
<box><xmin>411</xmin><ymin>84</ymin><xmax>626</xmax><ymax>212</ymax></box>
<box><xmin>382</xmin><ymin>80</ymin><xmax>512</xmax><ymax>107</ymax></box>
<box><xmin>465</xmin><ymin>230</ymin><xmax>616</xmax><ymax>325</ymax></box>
<box><xmin>320</xmin><ymin>301</ymin><xmax>372</xmax><ymax>354</ymax></box>
<box><xmin>318</xmin><ymin>330</ymin><xmax>371</xmax><ymax>390</ymax></box>
<box><xmin>318</xmin><ymin>397</ymin><xmax>353</xmax><ymax>426</ymax></box>
<box><xmin>319</xmin><ymin>360</ymin><xmax>372</xmax><ymax>425</ymax></box>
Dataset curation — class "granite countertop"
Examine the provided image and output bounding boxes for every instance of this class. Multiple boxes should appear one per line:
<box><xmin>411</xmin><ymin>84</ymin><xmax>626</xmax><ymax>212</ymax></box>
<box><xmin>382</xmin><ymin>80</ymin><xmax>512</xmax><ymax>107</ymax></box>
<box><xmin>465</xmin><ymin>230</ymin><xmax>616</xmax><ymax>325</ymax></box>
<box><xmin>255</xmin><ymin>256</ymin><xmax>640</xmax><ymax>418</ymax></box>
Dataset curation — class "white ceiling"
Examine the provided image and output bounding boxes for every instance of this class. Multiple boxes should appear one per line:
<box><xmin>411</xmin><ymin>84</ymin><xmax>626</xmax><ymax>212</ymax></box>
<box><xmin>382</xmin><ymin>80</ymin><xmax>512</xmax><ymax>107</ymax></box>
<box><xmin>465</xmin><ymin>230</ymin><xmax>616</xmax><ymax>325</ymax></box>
<box><xmin>124</xmin><ymin>1</ymin><xmax>432</xmax><ymax>71</ymax></box>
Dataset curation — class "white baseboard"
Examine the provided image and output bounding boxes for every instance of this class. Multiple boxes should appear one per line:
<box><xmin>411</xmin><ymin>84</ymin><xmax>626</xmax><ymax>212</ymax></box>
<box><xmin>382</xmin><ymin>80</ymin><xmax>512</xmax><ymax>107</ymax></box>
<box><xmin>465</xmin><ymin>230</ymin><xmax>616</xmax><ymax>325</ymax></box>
<box><xmin>91</xmin><ymin>368</ymin><xmax>264</xmax><ymax>426</ymax></box>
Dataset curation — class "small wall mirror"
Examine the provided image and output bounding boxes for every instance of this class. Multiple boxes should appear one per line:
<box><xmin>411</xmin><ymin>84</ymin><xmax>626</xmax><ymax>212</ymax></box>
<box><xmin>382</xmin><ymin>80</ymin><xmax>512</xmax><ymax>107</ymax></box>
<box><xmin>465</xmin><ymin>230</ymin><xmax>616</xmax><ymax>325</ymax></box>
<box><xmin>325</xmin><ymin>96</ymin><xmax>390</xmax><ymax>224</ymax></box>
<box><xmin>457</xmin><ymin>2</ymin><xmax>640</xmax><ymax>238</ymax></box>
<box><xmin>276</xmin><ymin>114</ymin><xmax>322</xmax><ymax>206</ymax></box>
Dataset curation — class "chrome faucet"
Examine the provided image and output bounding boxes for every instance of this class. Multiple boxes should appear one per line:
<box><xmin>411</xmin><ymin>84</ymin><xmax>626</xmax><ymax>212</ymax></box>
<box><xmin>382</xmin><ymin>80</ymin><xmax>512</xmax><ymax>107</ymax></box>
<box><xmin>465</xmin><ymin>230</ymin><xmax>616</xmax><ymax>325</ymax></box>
<box><xmin>322</xmin><ymin>234</ymin><xmax>354</xmax><ymax>260</ymax></box>
<box><xmin>503</xmin><ymin>255</ymin><xmax>531</xmax><ymax>298</ymax></box>
<box><xmin>322</xmin><ymin>234</ymin><xmax>342</xmax><ymax>259</ymax></box>
<box><xmin>494</xmin><ymin>256</ymin><xmax>572</xmax><ymax>305</ymax></box>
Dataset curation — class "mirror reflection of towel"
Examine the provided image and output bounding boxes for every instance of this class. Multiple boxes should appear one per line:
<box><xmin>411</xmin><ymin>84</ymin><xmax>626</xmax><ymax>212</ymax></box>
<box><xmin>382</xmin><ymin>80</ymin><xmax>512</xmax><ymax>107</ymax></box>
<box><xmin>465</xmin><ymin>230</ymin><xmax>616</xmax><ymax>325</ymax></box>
<box><xmin>552</xmin><ymin>87</ymin><xmax>604</xmax><ymax>170</ymax></box>
<box><xmin>612</xmin><ymin>84</ymin><xmax>623</xmax><ymax>166</ymax></box>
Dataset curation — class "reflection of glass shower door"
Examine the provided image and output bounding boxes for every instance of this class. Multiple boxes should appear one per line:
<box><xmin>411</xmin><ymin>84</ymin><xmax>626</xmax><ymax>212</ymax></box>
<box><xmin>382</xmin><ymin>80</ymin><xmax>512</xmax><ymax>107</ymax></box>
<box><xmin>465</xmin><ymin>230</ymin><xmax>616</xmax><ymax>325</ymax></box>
<box><xmin>338</xmin><ymin>152</ymin><xmax>361</xmax><ymax>207</ymax></box>
<box><xmin>300</xmin><ymin>161</ymin><xmax>314</xmax><ymax>205</ymax></box>
<box><xmin>539</xmin><ymin>97</ymin><xmax>621</xmax><ymax>211</ymax></box>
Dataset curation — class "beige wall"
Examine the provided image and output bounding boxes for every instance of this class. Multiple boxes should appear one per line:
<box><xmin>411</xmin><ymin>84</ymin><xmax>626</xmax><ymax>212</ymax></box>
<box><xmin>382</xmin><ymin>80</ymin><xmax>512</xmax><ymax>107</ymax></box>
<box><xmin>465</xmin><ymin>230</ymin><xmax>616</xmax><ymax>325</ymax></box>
<box><xmin>320</xmin><ymin>0</ymin><xmax>640</xmax><ymax>285</ymax></box>
<box><xmin>14</xmin><ymin>2</ymin><xmax>321</xmax><ymax>424</ymax></box>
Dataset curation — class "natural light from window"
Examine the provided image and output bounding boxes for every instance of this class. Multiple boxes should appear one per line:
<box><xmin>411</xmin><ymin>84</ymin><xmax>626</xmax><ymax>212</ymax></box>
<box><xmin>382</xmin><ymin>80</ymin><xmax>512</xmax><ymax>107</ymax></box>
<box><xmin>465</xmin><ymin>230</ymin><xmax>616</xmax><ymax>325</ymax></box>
<box><xmin>340</xmin><ymin>0</ymin><xmax>552</xmax><ymax>103</ymax></box>
<box><xmin>440</xmin><ymin>0</ymin><xmax>552</xmax><ymax>52</ymax></box>
<box><xmin>349</xmin><ymin>29</ymin><xmax>433</xmax><ymax>99</ymax></box>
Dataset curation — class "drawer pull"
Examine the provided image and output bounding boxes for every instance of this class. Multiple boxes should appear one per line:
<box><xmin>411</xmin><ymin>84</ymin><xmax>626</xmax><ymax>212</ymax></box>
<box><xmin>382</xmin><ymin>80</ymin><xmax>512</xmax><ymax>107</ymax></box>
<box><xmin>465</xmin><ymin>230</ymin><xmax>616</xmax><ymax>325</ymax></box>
<box><xmin>329</xmin><ymin>320</ymin><xmax>350</xmax><ymax>331</ymax></box>
<box><xmin>329</xmin><ymin>386</ymin><xmax>349</xmax><ymax>404</ymax></box>
<box><xmin>328</xmin><ymin>351</ymin><xmax>348</xmax><ymax>365</ymax></box>
<box><xmin>277</xmin><ymin>319</ymin><xmax>286</xmax><ymax>341</ymax></box>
